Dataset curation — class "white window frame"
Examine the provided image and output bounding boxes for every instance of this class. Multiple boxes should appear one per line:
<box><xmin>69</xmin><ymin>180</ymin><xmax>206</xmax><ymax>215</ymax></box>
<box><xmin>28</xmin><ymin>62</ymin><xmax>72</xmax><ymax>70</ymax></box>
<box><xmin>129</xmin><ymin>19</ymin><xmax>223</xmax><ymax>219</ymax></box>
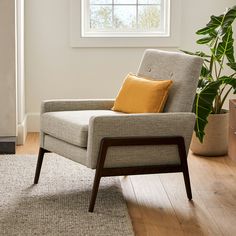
<box><xmin>70</xmin><ymin>0</ymin><xmax>182</xmax><ymax>47</ymax></box>
<box><xmin>81</xmin><ymin>0</ymin><xmax>169</xmax><ymax>38</ymax></box>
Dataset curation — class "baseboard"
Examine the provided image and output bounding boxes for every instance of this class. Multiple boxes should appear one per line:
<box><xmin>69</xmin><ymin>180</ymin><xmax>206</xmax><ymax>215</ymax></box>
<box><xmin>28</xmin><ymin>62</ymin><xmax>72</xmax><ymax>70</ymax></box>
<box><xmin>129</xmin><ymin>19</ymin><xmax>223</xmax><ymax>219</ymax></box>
<box><xmin>27</xmin><ymin>113</ymin><xmax>40</xmax><ymax>132</ymax></box>
<box><xmin>16</xmin><ymin>113</ymin><xmax>40</xmax><ymax>145</ymax></box>
<box><xmin>17</xmin><ymin>115</ymin><xmax>27</xmax><ymax>145</ymax></box>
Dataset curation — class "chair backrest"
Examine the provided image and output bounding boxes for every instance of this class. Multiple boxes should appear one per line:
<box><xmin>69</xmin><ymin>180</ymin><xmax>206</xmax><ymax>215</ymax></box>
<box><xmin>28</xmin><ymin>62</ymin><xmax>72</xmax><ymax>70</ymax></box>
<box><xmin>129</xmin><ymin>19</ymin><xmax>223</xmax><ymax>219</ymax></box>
<box><xmin>137</xmin><ymin>49</ymin><xmax>203</xmax><ymax>112</ymax></box>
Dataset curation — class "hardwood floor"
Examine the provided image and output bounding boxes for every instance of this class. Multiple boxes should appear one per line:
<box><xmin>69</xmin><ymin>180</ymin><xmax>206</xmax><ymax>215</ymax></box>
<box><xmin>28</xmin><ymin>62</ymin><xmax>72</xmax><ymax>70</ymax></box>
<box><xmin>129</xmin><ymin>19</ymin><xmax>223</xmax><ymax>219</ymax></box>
<box><xmin>16</xmin><ymin>133</ymin><xmax>236</xmax><ymax>236</ymax></box>
<box><xmin>16</xmin><ymin>132</ymin><xmax>39</xmax><ymax>155</ymax></box>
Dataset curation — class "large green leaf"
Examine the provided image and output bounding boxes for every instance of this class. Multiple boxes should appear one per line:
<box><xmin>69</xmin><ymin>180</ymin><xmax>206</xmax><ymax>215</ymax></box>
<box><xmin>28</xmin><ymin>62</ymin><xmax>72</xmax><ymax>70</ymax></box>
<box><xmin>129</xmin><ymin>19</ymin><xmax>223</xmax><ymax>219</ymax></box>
<box><xmin>197</xmin><ymin>78</ymin><xmax>212</xmax><ymax>92</ymax></box>
<box><xmin>200</xmin><ymin>66</ymin><xmax>211</xmax><ymax>78</ymax></box>
<box><xmin>197</xmin><ymin>36</ymin><xmax>214</xmax><ymax>44</ymax></box>
<box><xmin>196</xmin><ymin>6</ymin><xmax>236</xmax><ymax>38</ymax></box>
<box><xmin>194</xmin><ymin>76</ymin><xmax>236</xmax><ymax>142</ymax></box>
<box><xmin>209</xmin><ymin>30</ymin><xmax>218</xmax><ymax>38</ymax></box>
<box><xmin>227</xmin><ymin>62</ymin><xmax>236</xmax><ymax>71</ymax></box>
<box><xmin>216</xmin><ymin>27</ymin><xmax>235</xmax><ymax>62</ymax></box>
<box><xmin>196</xmin><ymin>15</ymin><xmax>224</xmax><ymax>35</ymax></box>
<box><xmin>219</xmin><ymin>76</ymin><xmax>236</xmax><ymax>93</ymax></box>
<box><xmin>221</xmin><ymin>6</ymin><xmax>236</xmax><ymax>35</ymax></box>
<box><xmin>180</xmin><ymin>50</ymin><xmax>211</xmax><ymax>58</ymax></box>
<box><xmin>193</xmin><ymin>81</ymin><xmax>222</xmax><ymax>142</ymax></box>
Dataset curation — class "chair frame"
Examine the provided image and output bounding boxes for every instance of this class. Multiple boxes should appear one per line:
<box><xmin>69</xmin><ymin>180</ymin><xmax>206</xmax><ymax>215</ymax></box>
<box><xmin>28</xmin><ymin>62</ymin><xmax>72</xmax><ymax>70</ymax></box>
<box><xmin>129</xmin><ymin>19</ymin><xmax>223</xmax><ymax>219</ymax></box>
<box><xmin>34</xmin><ymin>135</ymin><xmax>192</xmax><ymax>212</ymax></box>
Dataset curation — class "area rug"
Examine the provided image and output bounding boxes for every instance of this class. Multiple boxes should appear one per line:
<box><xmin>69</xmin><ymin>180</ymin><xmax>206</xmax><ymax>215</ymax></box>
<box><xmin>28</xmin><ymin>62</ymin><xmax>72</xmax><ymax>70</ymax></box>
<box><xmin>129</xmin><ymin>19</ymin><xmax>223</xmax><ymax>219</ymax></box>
<box><xmin>0</xmin><ymin>154</ymin><xmax>134</xmax><ymax>236</ymax></box>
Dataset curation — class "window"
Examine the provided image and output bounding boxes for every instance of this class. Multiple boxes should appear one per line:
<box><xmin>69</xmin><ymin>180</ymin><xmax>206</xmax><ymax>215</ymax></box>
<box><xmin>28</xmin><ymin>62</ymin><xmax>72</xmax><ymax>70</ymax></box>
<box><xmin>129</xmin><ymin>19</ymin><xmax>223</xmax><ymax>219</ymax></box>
<box><xmin>70</xmin><ymin>0</ymin><xmax>182</xmax><ymax>47</ymax></box>
<box><xmin>82</xmin><ymin>0</ymin><xmax>169</xmax><ymax>37</ymax></box>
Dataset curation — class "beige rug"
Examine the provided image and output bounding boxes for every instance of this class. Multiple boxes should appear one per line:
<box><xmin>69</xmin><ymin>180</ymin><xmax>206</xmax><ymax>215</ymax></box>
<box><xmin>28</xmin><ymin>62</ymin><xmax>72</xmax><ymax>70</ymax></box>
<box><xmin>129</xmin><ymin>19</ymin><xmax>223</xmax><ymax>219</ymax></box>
<box><xmin>0</xmin><ymin>154</ymin><xmax>134</xmax><ymax>236</ymax></box>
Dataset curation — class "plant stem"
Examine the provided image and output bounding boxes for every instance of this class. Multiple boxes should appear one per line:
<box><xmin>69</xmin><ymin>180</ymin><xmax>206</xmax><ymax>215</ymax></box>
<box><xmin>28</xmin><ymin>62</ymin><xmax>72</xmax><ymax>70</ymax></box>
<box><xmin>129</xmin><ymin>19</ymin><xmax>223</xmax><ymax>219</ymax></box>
<box><xmin>214</xmin><ymin>94</ymin><xmax>222</xmax><ymax>113</ymax></box>
<box><xmin>218</xmin><ymin>87</ymin><xmax>233</xmax><ymax>112</ymax></box>
<box><xmin>209</xmin><ymin>37</ymin><xmax>219</xmax><ymax>80</ymax></box>
<box><xmin>217</xmin><ymin>56</ymin><xmax>225</xmax><ymax>79</ymax></box>
<box><xmin>219</xmin><ymin>84</ymin><xmax>227</xmax><ymax>97</ymax></box>
<box><xmin>214</xmin><ymin>61</ymin><xmax>218</xmax><ymax>80</ymax></box>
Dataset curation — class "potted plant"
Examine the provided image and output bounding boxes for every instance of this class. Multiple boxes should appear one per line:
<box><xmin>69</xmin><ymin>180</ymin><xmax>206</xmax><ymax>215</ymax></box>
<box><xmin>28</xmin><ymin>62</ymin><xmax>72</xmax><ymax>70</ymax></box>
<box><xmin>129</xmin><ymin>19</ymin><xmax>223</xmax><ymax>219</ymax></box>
<box><xmin>182</xmin><ymin>5</ymin><xmax>236</xmax><ymax>156</ymax></box>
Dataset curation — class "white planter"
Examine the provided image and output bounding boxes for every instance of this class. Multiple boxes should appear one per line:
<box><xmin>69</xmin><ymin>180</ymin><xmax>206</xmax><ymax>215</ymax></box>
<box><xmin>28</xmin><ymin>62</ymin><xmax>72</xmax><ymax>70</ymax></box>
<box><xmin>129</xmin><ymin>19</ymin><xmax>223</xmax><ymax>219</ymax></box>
<box><xmin>191</xmin><ymin>112</ymin><xmax>228</xmax><ymax>156</ymax></box>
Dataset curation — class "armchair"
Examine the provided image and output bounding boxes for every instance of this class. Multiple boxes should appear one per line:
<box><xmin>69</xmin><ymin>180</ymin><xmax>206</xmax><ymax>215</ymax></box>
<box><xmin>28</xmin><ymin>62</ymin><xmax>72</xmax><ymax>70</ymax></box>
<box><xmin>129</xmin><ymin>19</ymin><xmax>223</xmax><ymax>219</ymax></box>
<box><xmin>34</xmin><ymin>49</ymin><xmax>203</xmax><ymax>212</ymax></box>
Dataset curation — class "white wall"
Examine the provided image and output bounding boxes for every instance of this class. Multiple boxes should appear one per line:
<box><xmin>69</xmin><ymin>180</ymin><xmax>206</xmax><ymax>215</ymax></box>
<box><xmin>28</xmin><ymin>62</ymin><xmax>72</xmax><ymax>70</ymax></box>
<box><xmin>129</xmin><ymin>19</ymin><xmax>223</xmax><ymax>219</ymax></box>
<box><xmin>25</xmin><ymin>0</ymin><xmax>236</xmax><ymax>131</ymax></box>
<box><xmin>0</xmin><ymin>0</ymin><xmax>16</xmax><ymax>137</ymax></box>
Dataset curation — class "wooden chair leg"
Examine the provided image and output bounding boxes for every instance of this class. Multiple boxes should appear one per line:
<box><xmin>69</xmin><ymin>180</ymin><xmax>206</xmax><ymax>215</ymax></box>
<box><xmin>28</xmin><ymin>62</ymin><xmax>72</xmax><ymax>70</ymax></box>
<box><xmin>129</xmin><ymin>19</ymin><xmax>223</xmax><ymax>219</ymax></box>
<box><xmin>183</xmin><ymin>167</ymin><xmax>192</xmax><ymax>200</ymax></box>
<box><xmin>89</xmin><ymin>139</ymin><xmax>108</xmax><ymax>212</ymax></box>
<box><xmin>89</xmin><ymin>173</ymin><xmax>102</xmax><ymax>212</ymax></box>
<box><xmin>181</xmin><ymin>156</ymin><xmax>192</xmax><ymax>200</ymax></box>
<box><xmin>34</xmin><ymin>147</ymin><xmax>48</xmax><ymax>184</ymax></box>
<box><xmin>177</xmin><ymin>138</ymin><xmax>192</xmax><ymax>200</ymax></box>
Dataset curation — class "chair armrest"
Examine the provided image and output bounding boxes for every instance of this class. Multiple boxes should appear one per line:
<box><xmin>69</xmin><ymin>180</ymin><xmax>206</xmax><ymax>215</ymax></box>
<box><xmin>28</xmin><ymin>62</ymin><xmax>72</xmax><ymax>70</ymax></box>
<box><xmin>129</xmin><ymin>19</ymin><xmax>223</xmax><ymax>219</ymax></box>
<box><xmin>39</xmin><ymin>99</ymin><xmax>114</xmax><ymax>147</ymax></box>
<box><xmin>87</xmin><ymin>113</ymin><xmax>195</xmax><ymax>168</ymax></box>
<box><xmin>41</xmin><ymin>99</ymin><xmax>115</xmax><ymax>114</ymax></box>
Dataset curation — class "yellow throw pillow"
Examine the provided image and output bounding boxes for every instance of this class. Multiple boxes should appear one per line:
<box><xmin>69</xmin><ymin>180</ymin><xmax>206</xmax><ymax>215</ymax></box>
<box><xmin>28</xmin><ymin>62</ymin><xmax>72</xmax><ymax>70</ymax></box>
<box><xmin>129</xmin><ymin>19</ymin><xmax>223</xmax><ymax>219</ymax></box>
<box><xmin>112</xmin><ymin>73</ymin><xmax>173</xmax><ymax>113</ymax></box>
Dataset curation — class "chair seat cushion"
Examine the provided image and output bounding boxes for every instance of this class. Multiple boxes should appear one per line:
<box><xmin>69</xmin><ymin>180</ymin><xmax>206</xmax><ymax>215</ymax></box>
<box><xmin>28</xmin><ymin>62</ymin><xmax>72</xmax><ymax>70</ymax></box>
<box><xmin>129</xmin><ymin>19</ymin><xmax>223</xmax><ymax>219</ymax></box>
<box><xmin>41</xmin><ymin>110</ymin><xmax>123</xmax><ymax>148</ymax></box>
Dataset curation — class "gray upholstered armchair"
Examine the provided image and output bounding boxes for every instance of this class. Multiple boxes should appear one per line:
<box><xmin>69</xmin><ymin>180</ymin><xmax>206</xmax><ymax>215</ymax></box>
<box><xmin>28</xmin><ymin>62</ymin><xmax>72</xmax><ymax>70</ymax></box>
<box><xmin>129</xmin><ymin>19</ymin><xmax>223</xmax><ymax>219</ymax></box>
<box><xmin>34</xmin><ymin>49</ymin><xmax>203</xmax><ymax>212</ymax></box>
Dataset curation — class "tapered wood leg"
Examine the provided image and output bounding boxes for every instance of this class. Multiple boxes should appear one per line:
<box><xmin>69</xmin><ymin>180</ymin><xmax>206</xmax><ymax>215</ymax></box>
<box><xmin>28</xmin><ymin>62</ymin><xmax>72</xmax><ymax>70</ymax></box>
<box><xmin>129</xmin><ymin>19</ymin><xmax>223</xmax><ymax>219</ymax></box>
<box><xmin>183</xmin><ymin>168</ymin><xmax>192</xmax><ymax>200</ymax></box>
<box><xmin>34</xmin><ymin>147</ymin><xmax>48</xmax><ymax>184</ymax></box>
<box><xmin>89</xmin><ymin>174</ymin><xmax>102</xmax><ymax>212</ymax></box>
<box><xmin>177</xmin><ymin>138</ymin><xmax>192</xmax><ymax>200</ymax></box>
<box><xmin>89</xmin><ymin>139</ymin><xmax>108</xmax><ymax>212</ymax></box>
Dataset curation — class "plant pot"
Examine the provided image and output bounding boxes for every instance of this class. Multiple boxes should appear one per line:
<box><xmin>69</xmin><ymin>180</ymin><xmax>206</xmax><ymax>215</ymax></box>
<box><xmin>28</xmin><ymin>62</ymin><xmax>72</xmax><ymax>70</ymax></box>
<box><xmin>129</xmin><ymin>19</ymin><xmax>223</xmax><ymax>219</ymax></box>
<box><xmin>190</xmin><ymin>112</ymin><xmax>228</xmax><ymax>156</ymax></box>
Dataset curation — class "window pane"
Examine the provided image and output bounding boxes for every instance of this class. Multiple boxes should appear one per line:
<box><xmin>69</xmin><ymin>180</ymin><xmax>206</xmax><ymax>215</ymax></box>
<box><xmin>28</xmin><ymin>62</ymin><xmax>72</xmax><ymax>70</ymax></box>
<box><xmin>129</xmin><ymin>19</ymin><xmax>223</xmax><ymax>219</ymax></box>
<box><xmin>114</xmin><ymin>6</ymin><xmax>136</xmax><ymax>29</ymax></box>
<box><xmin>138</xmin><ymin>0</ymin><xmax>161</xmax><ymax>4</ymax></box>
<box><xmin>90</xmin><ymin>0</ymin><xmax>112</xmax><ymax>4</ymax></box>
<box><xmin>138</xmin><ymin>5</ymin><xmax>160</xmax><ymax>29</ymax></box>
<box><xmin>84</xmin><ymin>0</ymin><xmax>168</xmax><ymax>36</ymax></box>
<box><xmin>90</xmin><ymin>6</ymin><xmax>112</xmax><ymax>29</ymax></box>
<box><xmin>114</xmin><ymin>0</ymin><xmax>136</xmax><ymax>4</ymax></box>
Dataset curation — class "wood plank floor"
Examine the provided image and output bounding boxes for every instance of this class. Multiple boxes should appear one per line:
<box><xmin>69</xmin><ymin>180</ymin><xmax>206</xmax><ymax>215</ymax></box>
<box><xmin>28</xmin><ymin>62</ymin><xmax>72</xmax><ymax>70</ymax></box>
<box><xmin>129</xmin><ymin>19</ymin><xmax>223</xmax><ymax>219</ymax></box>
<box><xmin>16</xmin><ymin>133</ymin><xmax>236</xmax><ymax>236</ymax></box>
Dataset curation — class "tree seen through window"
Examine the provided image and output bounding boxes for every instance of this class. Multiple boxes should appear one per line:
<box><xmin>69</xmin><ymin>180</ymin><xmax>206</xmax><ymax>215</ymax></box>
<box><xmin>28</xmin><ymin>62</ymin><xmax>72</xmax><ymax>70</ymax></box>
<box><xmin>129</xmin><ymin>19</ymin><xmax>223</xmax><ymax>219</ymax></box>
<box><xmin>89</xmin><ymin>0</ymin><xmax>162</xmax><ymax>32</ymax></box>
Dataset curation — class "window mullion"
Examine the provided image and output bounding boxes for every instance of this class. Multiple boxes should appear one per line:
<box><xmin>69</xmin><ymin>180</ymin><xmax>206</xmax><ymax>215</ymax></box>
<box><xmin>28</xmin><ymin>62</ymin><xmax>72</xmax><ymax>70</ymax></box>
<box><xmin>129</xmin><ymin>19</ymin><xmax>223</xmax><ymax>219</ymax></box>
<box><xmin>136</xmin><ymin>0</ymin><xmax>138</xmax><ymax>30</ymax></box>
<box><xmin>112</xmin><ymin>0</ymin><xmax>115</xmax><ymax>29</ymax></box>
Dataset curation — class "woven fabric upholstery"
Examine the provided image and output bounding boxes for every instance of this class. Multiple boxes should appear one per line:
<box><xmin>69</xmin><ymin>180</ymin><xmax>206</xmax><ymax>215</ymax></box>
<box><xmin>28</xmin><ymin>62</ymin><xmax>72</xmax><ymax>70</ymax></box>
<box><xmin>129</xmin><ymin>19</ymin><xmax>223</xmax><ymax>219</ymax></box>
<box><xmin>41</xmin><ymin>99</ymin><xmax>115</xmax><ymax>113</ymax></box>
<box><xmin>87</xmin><ymin>113</ymin><xmax>196</xmax><ymax>168</ymax></box>
<box><xmin>40</xmin><ymin>99</ymin><xmax>114</xmax><ymax>148</ymax></box>
<box><xmin>137</xmin><ymin>49</ymin><xmax>203</xmax><ymax>112</ymax></box>
<box><xmin>43</xmin><ymin>135</ymin><xmax>87</xmax><ymax>165</ymax></box>
<box><xmin>104</xmin><ymin>145</ymin><xmax>179</xmax><ymax>168</ymax></box>
<box><xmin>41</xmin><ymin>110</ymin><xmax>123</xmax><ymax>147</ymax></box>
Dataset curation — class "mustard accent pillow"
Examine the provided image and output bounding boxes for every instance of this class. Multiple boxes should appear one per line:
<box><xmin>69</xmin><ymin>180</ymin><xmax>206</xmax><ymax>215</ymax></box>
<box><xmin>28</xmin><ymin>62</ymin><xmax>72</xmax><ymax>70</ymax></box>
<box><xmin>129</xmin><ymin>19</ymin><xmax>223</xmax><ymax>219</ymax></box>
<box><xmin>112</xmin><ymin>73</ymin><xmax>173</xmax><ymax>113</ymax></box>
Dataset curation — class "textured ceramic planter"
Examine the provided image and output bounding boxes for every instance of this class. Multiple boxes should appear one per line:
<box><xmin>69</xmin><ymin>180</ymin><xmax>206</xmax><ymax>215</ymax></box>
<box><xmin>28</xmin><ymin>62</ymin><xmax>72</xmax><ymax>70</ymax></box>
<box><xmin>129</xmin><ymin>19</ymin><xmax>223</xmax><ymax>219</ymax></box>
<box><xmin>191</xmin><ymin>112</ymin><xmax>228</xmax><ymax>156</ymax></box>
